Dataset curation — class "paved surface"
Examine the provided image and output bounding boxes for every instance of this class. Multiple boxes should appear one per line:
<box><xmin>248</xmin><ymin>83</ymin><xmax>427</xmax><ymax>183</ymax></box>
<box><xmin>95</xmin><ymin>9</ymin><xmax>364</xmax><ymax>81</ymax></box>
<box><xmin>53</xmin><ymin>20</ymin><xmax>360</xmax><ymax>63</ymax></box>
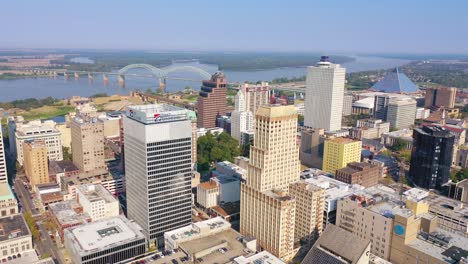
<box><xmin>14</xmin><ymin>176</ymin><xmax>66</xmax><ymax>264</ymax></box>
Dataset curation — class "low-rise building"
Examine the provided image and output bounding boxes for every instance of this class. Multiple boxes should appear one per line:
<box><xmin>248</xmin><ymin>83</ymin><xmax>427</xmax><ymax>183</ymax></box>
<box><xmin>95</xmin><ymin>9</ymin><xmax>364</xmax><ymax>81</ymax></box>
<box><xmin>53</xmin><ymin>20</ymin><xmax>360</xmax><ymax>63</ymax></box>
<box><xmin>64</xmin><ymin>215</ymin><xmax>146</xmax><ymax>264</ymax></box>
<box><xmin>335</xmin><ymin>162</ymin><xmax>381</xmax><ymax>187</ymax></box>
<box><xmin>380</xmin><ymin>129</ymin><xmax>413</xmax><ymax>150</ymax></box>
<box><xmin>75</xmin><ymin>184</ymin><xmax>119</xmax><ymax>221</ymax></box>
<box><xmin>415</xmin><ymin>107</ymin><xmax>430</xmax><ymax>119</ymax></box>
<box><xmin>211</xmin><ymin>175</ymin><xmax>241</xmax><ymax>203</ymax></box>
<box><xmin>48</xmin><ymin>160</ymin><xmax>80</xmax><ymax>188</ymax></box>
<box><xmin>215</xmin><ymin>161</ymin><xmax>247</xmax><ymax>180</ymax></box>
<box><xmin>336</xmin><ymin>185</ymin><xmax>408</xmax><ymax>260</ymax></box>
<box><xmin>447</xmin><ymin>179</ymin><xmax>468</xmax><ymax>203</ymax></box>
<box><xmin>61</xmin><ymin>169</ymin><xmax>125</xmax><ymax>199</ymax></box>
<box><xmin>456</xmin><ymin>145</ymin><xmax>468</xmax><ymax>168</ymax></box>
<box><xmin>233</xmin><ymin>251</ymin><xmax>285</xmax><ymax>264</ymax></box>
<box><xmin>351</xmin><ymin>119</ymin><xmax>390</xmax><ymax>140</ymax></box>
<box><xmin>196</xmin><ymin>127</ymin><xmax>224</xmax><ymax>138</ymax></box>
<box><xmin>49</xmin><ymin>200</ymin><xmax>91</xmax><ymax>240</ymax></box>
<box><xmin>0</xmin><ymin>214</ymin><xmax>33</xmax><ymax>260</ymax></box>
<box><xmin>164</xmin><ymin>217</ymin><xmax>257</xmax><ymax>263</ymax></box>
<box><xmin>302</xmin><ymin>172</ymin><xmax>364</xmax><ymax>226</ymax></box>
<box><xmin>301</xmin><ymin>224</ymin><xmax>371</xmax><ymax>264</ymax></box>
<box><xmin>196</xmin><ymin>181</ymin><xmax>219</xmax><ymax>208</ymax></box>
<box><xmin>390</xmin><ymin>202</ymin><xmax>468</xmax><ymax>264</ymax></box>
<box><xmin>0</xmin><ymin>183</ymin><xmax>18</xmax><ymax>217</ymax></box>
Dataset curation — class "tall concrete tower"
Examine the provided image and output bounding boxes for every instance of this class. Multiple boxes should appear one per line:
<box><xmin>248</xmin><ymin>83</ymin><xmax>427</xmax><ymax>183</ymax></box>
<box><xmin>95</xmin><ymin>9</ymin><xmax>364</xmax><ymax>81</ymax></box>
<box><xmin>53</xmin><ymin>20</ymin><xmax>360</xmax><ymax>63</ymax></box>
<box><xmin>124</xmin><ymin>104</ymin><xmax>193</xmax><ymax>247</ymax></box>
<box><xmin>305</xmin><ymin>56</ymin><xmax>346</xmax><ymax>131</ymax></box>
<box><xmin>240</xmin><ymin>105</ymin><xmax>300</xmax><ymax>260</ymax></box>
<box><xmin>0</xmin><ymin>123</ymin><xmax>8</xmax><ymax>183</ymax></box>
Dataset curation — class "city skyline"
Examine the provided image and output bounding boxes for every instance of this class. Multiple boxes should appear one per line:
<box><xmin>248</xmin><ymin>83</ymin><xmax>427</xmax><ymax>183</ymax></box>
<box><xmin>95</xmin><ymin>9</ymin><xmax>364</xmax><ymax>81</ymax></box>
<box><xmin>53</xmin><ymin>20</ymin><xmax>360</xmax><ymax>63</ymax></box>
<box><xmin>1</xmin><ymin>0</ymin><xmax>468</xmax><ymax>54</ymax></box>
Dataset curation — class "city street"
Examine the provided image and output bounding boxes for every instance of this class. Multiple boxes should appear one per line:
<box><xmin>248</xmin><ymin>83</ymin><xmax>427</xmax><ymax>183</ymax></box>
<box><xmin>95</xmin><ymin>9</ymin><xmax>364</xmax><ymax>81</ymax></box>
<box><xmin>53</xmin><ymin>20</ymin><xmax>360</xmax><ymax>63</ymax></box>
<box><xmin>14</xmin><ymin>176</ymin><xmax>66</xmax><ymax>264</ymax></box>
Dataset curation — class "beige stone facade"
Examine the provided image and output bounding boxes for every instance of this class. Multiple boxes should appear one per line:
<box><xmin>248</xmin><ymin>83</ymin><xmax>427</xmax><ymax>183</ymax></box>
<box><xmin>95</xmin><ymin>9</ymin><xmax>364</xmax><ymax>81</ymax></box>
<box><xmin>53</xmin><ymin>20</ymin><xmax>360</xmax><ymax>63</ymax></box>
<box><xmin>71</xmin><ymin>118</ymin><xmax>105</xmax><ymax>173</ymax></box>
<box><xmin>289</xmin><ymin>181</ymin><xmax>324</xmax><ymax>244</ymax></box>
<box><xmin>23</xmin><ymin>140</ymin><xmax>49</xmax><ymax>187</ymax></box>
<box><xmin>240</xmin><ymin>105</ymin><xmax>300</xmax><ymax>260</ymax></box>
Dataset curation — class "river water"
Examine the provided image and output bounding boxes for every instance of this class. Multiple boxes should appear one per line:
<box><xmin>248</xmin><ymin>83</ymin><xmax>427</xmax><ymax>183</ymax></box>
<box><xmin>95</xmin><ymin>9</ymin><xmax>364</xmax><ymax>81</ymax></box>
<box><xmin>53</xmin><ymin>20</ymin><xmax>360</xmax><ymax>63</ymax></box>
<box><xmin>0</xmin><ymin>56</ymin><xmax>410</xmax><ymax>102</ymax></box>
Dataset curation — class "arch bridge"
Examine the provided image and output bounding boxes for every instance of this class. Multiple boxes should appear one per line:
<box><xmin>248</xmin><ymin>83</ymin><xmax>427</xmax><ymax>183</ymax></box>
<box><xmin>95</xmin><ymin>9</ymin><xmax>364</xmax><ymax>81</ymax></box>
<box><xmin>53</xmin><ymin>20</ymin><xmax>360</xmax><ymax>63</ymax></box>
<box><xmin>117</xmin><ymin>64</ymin><xmax>212</xmax><ymax>90</ymax></box>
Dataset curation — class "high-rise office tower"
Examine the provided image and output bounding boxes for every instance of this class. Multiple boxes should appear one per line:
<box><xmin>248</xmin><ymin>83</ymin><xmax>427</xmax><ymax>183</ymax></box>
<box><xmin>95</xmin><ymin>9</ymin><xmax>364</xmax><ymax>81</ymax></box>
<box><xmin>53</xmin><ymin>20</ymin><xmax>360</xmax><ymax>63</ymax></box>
<box><xmin>231</xmin><ymin>82</ymin><xmax>270</xmax><ymax>142</ymax></box>
<box><xmin>71</xmin><ymin>117</ymin><xmax>106</xmax><ymax>173</ymax></box>
<box><xmin>242</xmin><ymin>82</ymin><xmax>271</xmax><ymax>115</ymax></box>
<box><xmin>23</xmin><ymin>140</ymin><xmax>49</xmax><ymax>187</ymax></box>
<box><xmin>305</xmin><ymin>56</ymin><xmax>346</xmax><ymax>131</ymax></box>
<box><xmin>386</xmin><ymin>97</ymin><xmax>417</xmax><ymax>129</ymax></box>
<box><xmin>424</xmin><ymin>87</ymin><xmax>457</xmax><ymax>109</ymax></box>
<box><xmin>322</xmin><ymin>138</ymin><xmax>362</xmax><ymax>174</ymax></box>
<box><xmin>373</xmin><ymin>95</ymin><xmax>392</xmax><ymax>120</ymax></box>
<box><xmin>124</xmin><ymin>104</ymin><xmax>193</xmax><ymax>246</ymax></box>
<box><xmin>231</xmin><ymin>89</ymin><xmax>254</xmax><ymax>141</ymax></box>
<box><xmin>0</xmin><ymin>123</ymin><xmax>7</xmax><ymax>183</ymax></box>
<box><xmin>409</xmin><ymin>126</ymin><xmax>454</xmax><ymax>189</ymax></box>
<box><xmin>197</xmin><ymin>72</ymin><xmax>227</xmax><ymax>129</ymax></box>
<box><xmin>240</xmin><ymin>105</ymin><xmax>300</xmax><ymax>260</ymax></box>
<box><xmin>342</xmin><ymin>95</ymin><xmax>353</xmax><ymax>116</ymax></box>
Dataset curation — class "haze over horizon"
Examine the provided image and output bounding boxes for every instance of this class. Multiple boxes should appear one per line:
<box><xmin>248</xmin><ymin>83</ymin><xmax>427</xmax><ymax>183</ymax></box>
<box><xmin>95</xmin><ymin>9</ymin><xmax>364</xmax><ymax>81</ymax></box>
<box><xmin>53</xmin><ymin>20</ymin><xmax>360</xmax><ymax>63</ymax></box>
<box><xmin>2</xmin><ymin>0</ymin><xmax>468</xmax><ymax>54</ymax></box>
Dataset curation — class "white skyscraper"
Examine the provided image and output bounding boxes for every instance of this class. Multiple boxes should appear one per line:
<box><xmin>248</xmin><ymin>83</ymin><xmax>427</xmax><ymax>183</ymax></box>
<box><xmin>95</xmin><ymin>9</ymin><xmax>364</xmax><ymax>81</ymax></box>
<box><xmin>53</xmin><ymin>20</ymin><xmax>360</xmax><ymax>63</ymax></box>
<box><xmin>231</xmin><ymin>89</ymin><xmax>253</xmax><ymax>141</ymax></box>
<box><xmin>124</xmin><ymin>104</ymin><xmax>193</xmax><ymax>247</ymax></box>
<box><xmin>305</xmin><ymin>56</ymin><xmax>346</xmax><ymax>131</ymax></box>
<box><xmin>0</xmin><ymin>123</ymin><xmax>7</xmax><ymax>183</ymax></box>
<box><xmin>231</xmin><ymin>83</ymin><xmax>269</xmax><ymax>142</ymax></box>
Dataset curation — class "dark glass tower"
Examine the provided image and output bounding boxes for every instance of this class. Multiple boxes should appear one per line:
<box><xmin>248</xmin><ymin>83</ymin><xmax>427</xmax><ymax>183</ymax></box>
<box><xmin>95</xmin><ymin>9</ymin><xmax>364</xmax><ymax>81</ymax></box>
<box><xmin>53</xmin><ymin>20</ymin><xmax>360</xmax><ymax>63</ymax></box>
<box><xmin>409</xmin><ymin>126</ymin><xmax>454</xmax><ymax>189</ymax></box>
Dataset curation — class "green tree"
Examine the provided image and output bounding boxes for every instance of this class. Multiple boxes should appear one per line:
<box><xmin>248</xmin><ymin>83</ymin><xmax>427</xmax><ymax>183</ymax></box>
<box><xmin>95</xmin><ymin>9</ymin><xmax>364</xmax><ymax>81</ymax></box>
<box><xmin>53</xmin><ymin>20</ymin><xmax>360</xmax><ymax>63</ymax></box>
<box><xmin>184</xmin><ymin>85</ymin><xmax>191</xmax><ymax>93</ymax></box>
<box><xmin>451</xmin><ymin>168</ymin><xmax>468</xmax><ymax>183</ymax></box>
<box><xmin>196</xmin><ymin>132</ymin><xmax>240</xmax><ymax>172</ymax></box>
<box><xmin>391</xmin><ymin>138</ymin><xmax>407</xmax><ymax>151</ymax></box>
<box><xmin>62</xmin><ymin>146</ymin><xmax>72</xmax><ymax>161</ymax></box>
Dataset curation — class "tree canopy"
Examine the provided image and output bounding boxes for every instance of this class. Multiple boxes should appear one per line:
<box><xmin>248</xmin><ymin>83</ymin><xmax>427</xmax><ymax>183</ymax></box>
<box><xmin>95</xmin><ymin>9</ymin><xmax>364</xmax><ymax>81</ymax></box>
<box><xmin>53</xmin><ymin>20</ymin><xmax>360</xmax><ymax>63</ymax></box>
<box><xmin>391</xmin><ymin>138</ymin><xmax>407</xmax><ymax>151</ymax></box>
<box><xmin>197</xmin><ymin>132</ymin><xmax>240</xmax><ymax>172</ymax></box>
<box><xmin>451</xmin><ymin>168</ymin><xmax>468</xmax><ymax>183</ymax></box>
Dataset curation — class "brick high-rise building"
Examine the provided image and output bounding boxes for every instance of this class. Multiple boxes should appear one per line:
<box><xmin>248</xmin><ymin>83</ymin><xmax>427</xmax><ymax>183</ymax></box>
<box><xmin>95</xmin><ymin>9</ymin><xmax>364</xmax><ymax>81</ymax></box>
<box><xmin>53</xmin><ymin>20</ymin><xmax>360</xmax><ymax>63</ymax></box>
<box><xmin>240</xmin><ymin>105</ymin><xmax>300</xmax><ymax>260</ymax></box>
<box><xmin>335</xmin><ymin>162</ymin><xmax>381</xmax><ymax>187</ymax></box>
<box><xmin>71</xmin><ymin>117</ymin><xmax>106</xmax><ymax>173</ymax></box>
<box><xmin>197</xmin><ymin>72</ymin><xmax>227</xmax><ymax>129</ymax></box>
<box><xmin>424</xmin><ymin>87</ymin><xmax>457</xmax><ymax>109</ymax></box>
<box><xmin>23</xmin><ymin>140</ymin><xmax>49</xmax><ymax>187</ymax></box>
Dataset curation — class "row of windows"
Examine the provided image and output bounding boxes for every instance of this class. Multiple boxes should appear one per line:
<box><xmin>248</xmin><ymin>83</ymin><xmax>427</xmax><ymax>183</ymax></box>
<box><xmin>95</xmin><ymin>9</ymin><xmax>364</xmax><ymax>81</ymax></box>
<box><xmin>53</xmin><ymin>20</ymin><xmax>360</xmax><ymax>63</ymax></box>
<box><xmin>83</xmin><ymin>244</ymin><xmax>146</xmax><ymax>264</ymax></box>
<box><xmin>149</xmin><ymin>189</ymin><xmax>191</xmax><ymax>203</ymax></box>
<box><xmin>147</xmin><ymin>137</ymin><xmax>191</xmax><ymax>147</ymax></box>
<box><xmin>148</xmin><ymin>159</ymin><xmax>191</xmax><ymax>171</ymax></box>
<box><xmin>147</xmin><ymin>152</ymin><xmax>191</xmax><ymax>164</ymax></box>
<box><xmin>149</xmin><ymin>197</ymin><xmax>191</xmax><ymax>212</ymax></box>
<box><xmin>147</xmin><ymin>146</ymin><xmax>191</xmax><ymax>157</ymax></box>
<box><xmin>147</xmin><ymin>142</ymin><xmax>191</xmax><ymax>152</ymax></box>
<box><xmin>148</xmin><ymin>180</ymin><xmax>191</xmax><ymax>193</ymax></box>
<box><xmin>148</xmin><ymin>165</ymin><xmax>191</xmax><ymax>176</ymax></box>
<box><xmin>148</xmin><ymin>169</ymin><xmax>192</xmax><ymax>181</ymax></box>
<box><xmin>82</xmin><ymin>239</ymin><xmax>145</xmax><ymax>261</ymax></box>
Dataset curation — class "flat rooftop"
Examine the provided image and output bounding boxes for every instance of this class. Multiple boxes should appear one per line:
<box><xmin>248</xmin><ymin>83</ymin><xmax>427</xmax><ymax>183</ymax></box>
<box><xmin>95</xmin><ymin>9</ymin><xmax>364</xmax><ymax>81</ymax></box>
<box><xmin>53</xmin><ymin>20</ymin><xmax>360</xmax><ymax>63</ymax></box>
<box><xmin>0</xmin><ymin>182</ymin><xmax>15</xmax><ymax>201</ymax></box>
<box><xmin>408</xmin><ymin>228</ymin><xmax>468</xmax><ymax>263</ymax></box>
<box><xmin>49</xmin><ymin>160</ymin><xmax>79</xmax><ymax>174</ymax></box>
<box><xmin>179</xmin><ymin>227</ymin><xmax>251</xmax><ymax>264</ymax></box>
<box><xmin>63</xmin><ymin>169</ymin><xmax>122</xmax><ymax>187</ymax></box>
<box><xmin>422</xmin><ymin>193</ymin><xmax>468</xmax><ymax>223</ymax></box>
<box><xmin>126</xmin><ymin>104</ymin><xmax>191</xmax><ymax>125</ymax></box>
<box><xmin>0</xmin><ymin>214</ymin><xmax>30</xmax><ymax>242</ymax></box>
<box><xmin>198</xmin><ymin>181</ymin><xmax>218</xmax><ymax>190</ymax></box>
<box><xmin>76</xmin><ymin>184</ymin><xmax>117</xmax><ymax>204</ymax></box>
<box><xmin>304</xmin><ymin>175</ymin><xmax>365</xmax><ymax>202</ymax></box>
<box><xmin>234</xmin><ymin>251</ymin><xmax>285</xmax><ymax>264</ymax></box>
<box><xmin>49</xmin><ymin>200</ymin><xmax>90</xmax><ymax>226</ymax></box>
<box><xmin>65</xmin><ymin>215</ymin><xmax>145</xmax><ymax>255</ymax></box>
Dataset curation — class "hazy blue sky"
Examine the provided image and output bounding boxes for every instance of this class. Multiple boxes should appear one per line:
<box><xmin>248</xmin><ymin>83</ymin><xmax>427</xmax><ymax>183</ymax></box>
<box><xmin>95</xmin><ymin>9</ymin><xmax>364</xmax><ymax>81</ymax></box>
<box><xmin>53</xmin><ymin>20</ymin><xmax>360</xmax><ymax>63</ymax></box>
<box><xmin>2</xmin><ymin>0</ymin><xmax>467</xmax><ymax>54</ymax></box>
